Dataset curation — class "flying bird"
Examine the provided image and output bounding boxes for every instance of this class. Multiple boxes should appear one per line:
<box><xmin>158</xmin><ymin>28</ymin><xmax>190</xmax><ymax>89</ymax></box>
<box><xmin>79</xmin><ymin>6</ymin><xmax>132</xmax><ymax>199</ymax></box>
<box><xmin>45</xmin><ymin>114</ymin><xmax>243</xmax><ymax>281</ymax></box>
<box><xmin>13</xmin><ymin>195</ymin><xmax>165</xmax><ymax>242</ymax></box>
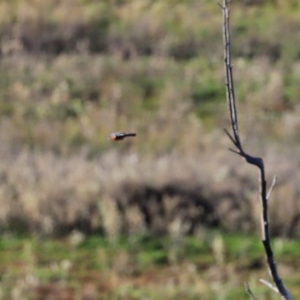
<box><xmin>108</xmin><ymin>132</ymin><xmax>137</xmax><ymax>141</ymax></box>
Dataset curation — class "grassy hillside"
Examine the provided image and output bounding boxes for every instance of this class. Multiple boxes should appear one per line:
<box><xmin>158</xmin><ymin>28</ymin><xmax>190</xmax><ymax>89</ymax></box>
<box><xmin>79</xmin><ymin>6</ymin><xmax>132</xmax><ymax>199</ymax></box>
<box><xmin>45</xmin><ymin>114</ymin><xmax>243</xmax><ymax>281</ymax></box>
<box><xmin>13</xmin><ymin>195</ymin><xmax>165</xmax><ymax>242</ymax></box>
<box><xmin>0</xmin><ymin>0</ymin><xmax>298</xmax><ymax>236</ymax></box>
<box><xmin>0</xmin><ymin>0</ymin><xmax>299</xmax><ymax>298</ymax></box>
<box><xmin>0</xmin><ymin>0</ymin><xmax>299</xmax><ymax>154</ymax></box>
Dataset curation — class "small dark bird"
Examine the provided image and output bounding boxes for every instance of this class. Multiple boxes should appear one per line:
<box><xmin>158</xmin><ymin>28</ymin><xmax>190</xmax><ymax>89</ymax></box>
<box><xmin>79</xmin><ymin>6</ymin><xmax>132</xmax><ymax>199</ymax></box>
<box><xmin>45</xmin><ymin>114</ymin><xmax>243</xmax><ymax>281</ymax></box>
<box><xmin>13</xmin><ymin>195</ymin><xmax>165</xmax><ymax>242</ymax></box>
<box><xmin>108</xmin><ymin>132</ymin><xmax>137</xmax><ymax>141</ymax></box>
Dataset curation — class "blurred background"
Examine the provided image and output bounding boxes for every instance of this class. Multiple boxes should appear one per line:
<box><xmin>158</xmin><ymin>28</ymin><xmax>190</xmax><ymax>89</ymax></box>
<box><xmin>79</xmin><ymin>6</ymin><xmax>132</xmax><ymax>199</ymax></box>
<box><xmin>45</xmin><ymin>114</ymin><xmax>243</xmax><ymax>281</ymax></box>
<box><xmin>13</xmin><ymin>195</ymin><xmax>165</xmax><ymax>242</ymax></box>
<box><xmin>0</xmin><ymin>0</ymin><xmax>299</xmax><ymax>299</ymax></box>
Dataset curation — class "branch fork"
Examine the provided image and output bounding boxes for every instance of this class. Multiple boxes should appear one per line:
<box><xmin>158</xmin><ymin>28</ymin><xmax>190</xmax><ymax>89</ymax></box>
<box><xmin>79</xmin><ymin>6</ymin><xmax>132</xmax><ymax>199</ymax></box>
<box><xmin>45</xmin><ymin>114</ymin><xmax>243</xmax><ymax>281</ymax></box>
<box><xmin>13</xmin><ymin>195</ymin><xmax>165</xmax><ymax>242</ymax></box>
<box><xmin>220</xmin><ymin>1</ymin><xmax>291</xmax><ymax>299</ymax></box>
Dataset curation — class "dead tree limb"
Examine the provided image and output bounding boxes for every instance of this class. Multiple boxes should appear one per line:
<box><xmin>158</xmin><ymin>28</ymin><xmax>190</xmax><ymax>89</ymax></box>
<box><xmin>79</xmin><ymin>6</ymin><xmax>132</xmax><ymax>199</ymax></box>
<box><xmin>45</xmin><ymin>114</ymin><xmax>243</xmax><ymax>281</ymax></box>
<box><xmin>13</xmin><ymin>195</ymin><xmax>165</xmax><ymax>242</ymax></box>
<box><xmin>220</xmin><ymin>1</ymin><xmax>291</xmax><ymax>299</ymax></box>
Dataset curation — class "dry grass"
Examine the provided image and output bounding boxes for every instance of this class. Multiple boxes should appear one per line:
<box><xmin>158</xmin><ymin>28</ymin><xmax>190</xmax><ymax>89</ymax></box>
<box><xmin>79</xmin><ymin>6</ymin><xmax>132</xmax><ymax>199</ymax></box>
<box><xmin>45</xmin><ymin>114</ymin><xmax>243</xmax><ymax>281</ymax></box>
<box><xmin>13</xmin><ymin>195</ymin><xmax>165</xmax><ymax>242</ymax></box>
<box><xmin>0</xmin><ymin>133</ymin><xmax>299</xmax><ymax>238</ymax></box>
<box><xmin>0</xmin><ymin>0</ymin><xmax>297</xmax><ymax>238</ymax></box>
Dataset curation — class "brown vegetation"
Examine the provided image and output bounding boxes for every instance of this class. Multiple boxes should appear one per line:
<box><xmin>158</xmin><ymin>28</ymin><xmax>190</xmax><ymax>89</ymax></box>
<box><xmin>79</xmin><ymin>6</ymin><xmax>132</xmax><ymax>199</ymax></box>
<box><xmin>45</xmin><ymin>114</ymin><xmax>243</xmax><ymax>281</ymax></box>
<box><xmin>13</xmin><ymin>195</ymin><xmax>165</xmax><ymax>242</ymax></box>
<box><xmin>0</xmin><ymin>138</ymin><xmax>299</xmax><ymax>238</ymax></box>
<box><xmin>0</xmin><ymin>0</ymin><xmax>298</xmax><ymax>238</ymax></box>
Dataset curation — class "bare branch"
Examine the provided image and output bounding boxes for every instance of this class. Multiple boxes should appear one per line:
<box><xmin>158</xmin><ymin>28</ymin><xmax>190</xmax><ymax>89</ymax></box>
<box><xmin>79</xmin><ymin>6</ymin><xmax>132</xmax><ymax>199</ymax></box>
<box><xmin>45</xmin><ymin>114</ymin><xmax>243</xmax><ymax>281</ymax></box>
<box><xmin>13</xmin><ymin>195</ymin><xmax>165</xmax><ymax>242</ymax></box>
<box><xmin>260</xmin><ymin>278</ymin><xmax>279</xmax><ymax>294</ymax></box>
<box><xmin>267</xmin><ymin>175</ymin><xmax>277</xmax><ymax>200</ymax></box>
<box><xmin>221</xmin><ymin>1</ymin><xmax>291</xmax><ymax>299</ymax></box>
<box><xmin>228</xmin><ymin>147</ymin><xmax>242</xmax><ymax>156</ymax></box>
<box><xmin>224</xmin><ymin>128</ymin><xmax>240</xmax><ymax>149</ymax></box>
<box><xmin>244</xmin><ymin>282</ymin><xmax>259</xmax><ymax>300</ymax></box>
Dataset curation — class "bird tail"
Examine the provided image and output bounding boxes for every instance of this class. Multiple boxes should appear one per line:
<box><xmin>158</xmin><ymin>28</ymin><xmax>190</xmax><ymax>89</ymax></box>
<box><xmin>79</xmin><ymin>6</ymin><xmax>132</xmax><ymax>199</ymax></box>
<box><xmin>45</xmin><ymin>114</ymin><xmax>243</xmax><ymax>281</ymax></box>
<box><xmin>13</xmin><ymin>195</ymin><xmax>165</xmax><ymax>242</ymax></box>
<box><xmin>126</xmin><ymin>133</ymin><xmax>136</xmax><ymax>137</ymax></box>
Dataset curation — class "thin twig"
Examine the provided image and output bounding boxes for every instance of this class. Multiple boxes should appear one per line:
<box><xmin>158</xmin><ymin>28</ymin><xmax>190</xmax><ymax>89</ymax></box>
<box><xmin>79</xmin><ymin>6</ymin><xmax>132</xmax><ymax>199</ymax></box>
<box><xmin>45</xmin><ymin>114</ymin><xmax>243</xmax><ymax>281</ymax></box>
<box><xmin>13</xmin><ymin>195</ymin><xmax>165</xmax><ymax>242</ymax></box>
<box><xmin>220</xmin><ymin>1</ymin><xmax>291</xmax><ymax>299</ymax></box>
<box><xmin>267</xmin><ymin>175</ymin><xmax>277</xmax><ymax>200</ymax></box>
<box><xmin>260</xmin><ymin>278</ymin><xmax>279</xmax><ymax>294</ymax></box>
<box><xmin>244</xmin><ymin>282</ymin><xmax>259</xmax><ymax>300</ymax></box>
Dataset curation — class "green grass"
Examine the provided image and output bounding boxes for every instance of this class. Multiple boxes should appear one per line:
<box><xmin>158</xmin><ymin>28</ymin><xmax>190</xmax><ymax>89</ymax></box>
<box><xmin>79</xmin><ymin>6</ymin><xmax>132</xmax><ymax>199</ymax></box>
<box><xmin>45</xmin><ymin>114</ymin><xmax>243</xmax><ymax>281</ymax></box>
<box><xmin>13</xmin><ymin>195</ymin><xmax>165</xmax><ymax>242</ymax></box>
<box><xmin>0</xmin><ymin>233</ymin><xmax>298</xmax><ymax>299</ymax></box>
